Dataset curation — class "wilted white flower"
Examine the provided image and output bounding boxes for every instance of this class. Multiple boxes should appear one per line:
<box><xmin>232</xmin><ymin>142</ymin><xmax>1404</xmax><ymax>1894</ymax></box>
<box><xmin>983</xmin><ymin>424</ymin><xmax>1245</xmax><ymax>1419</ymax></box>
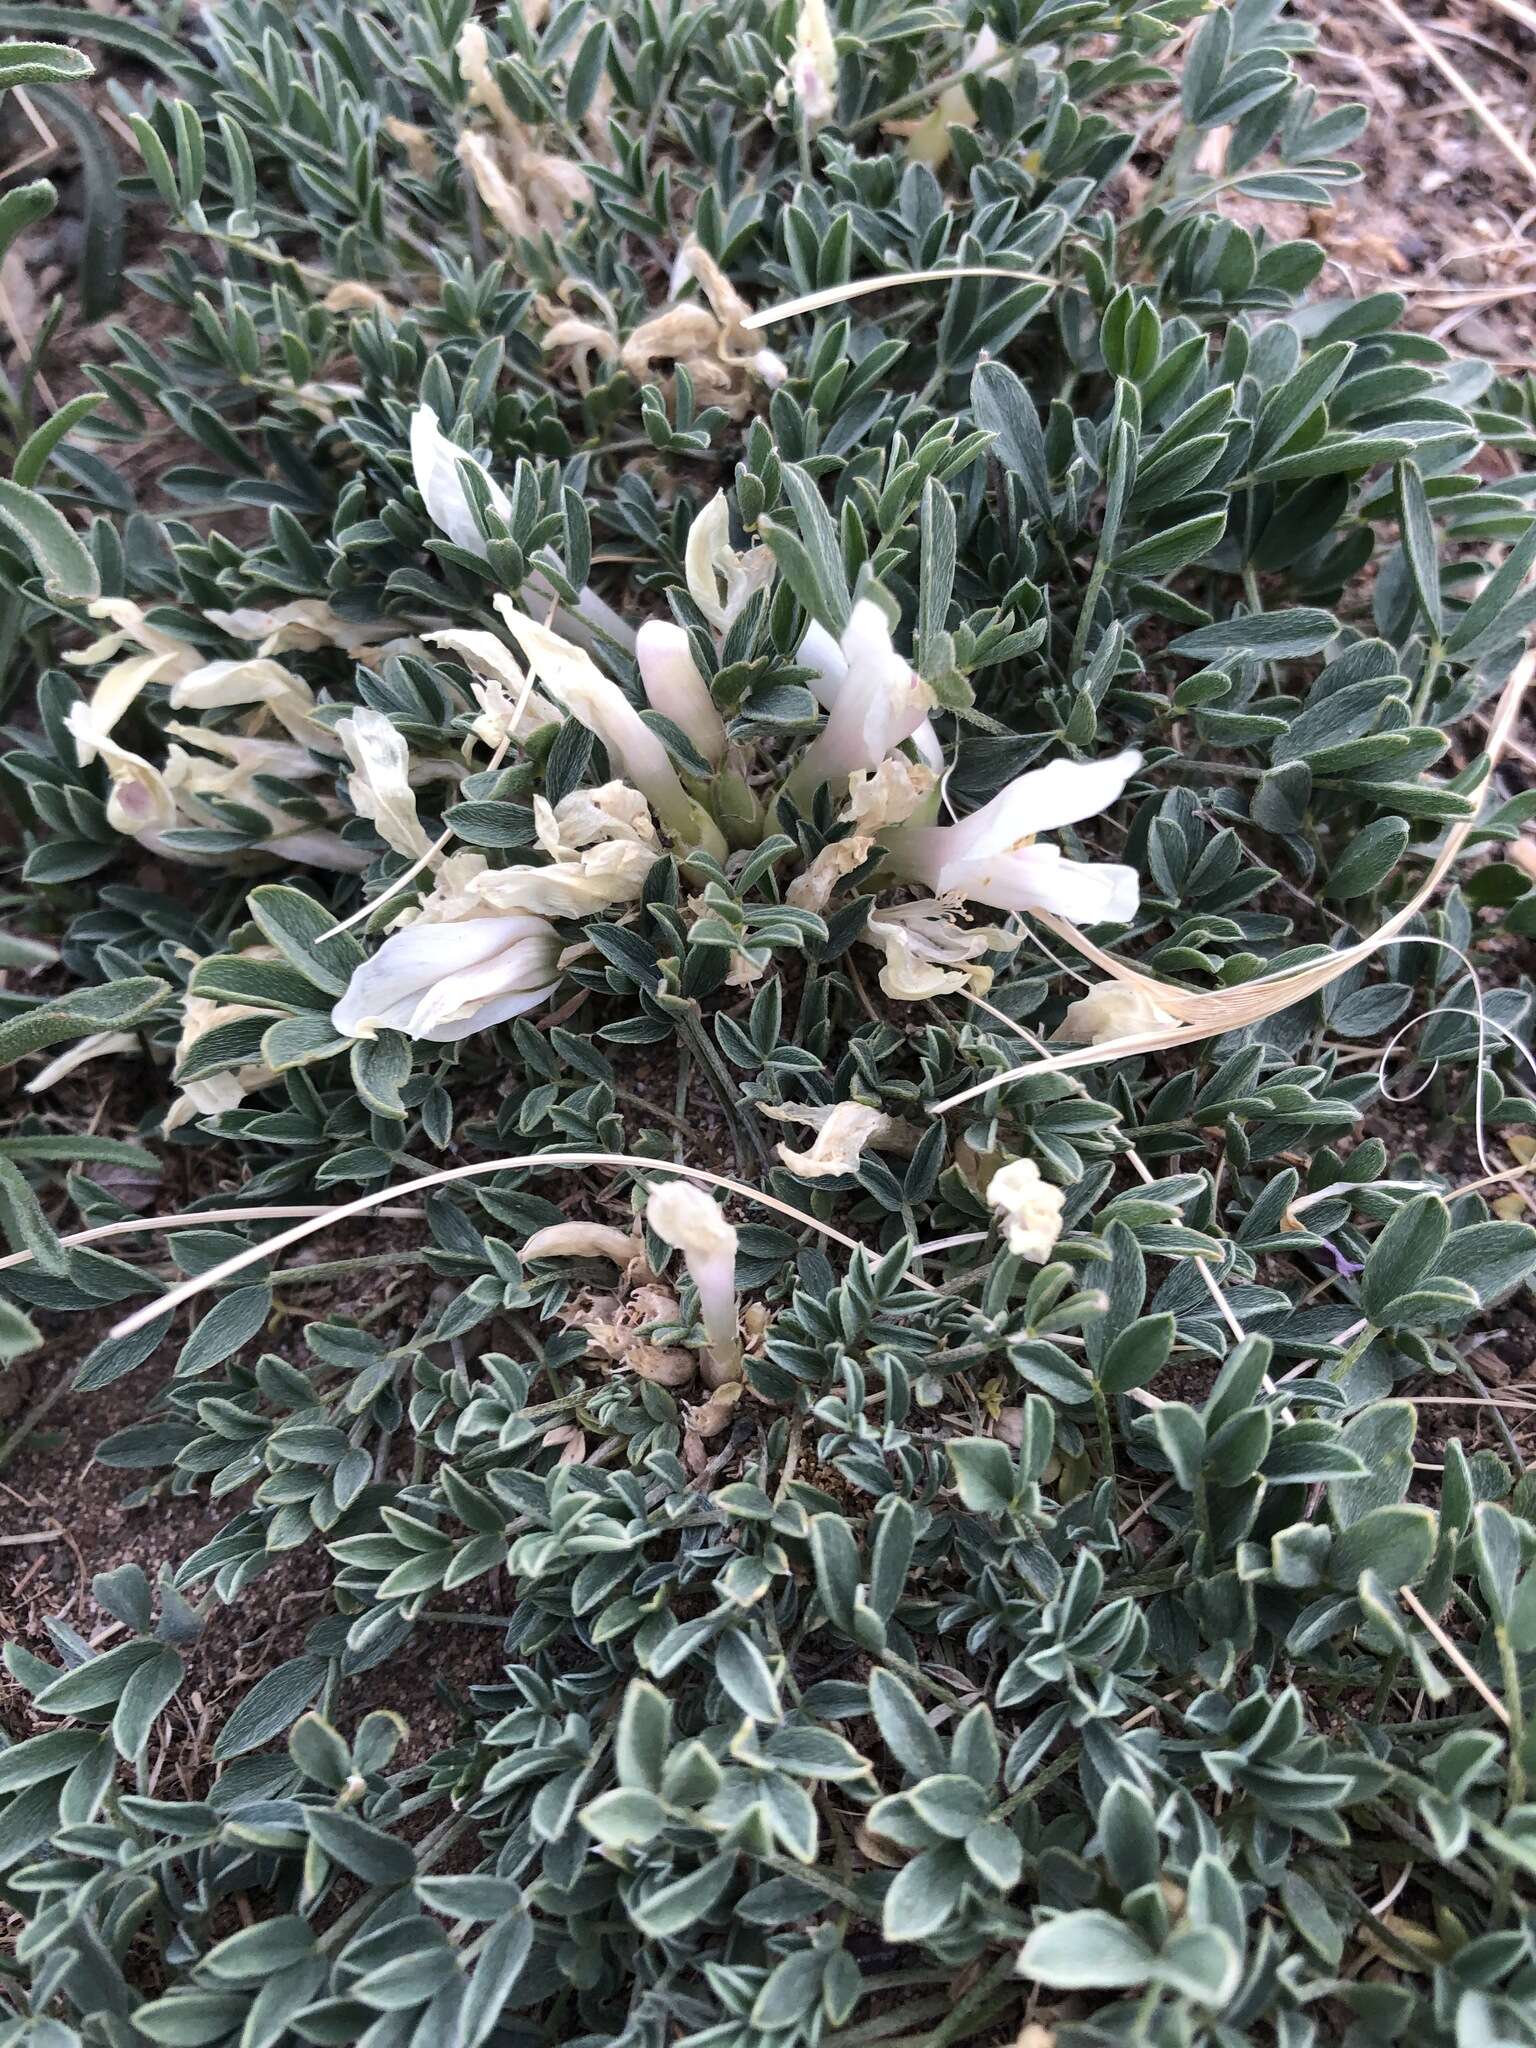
<box><xmin>1057</xmin><ymin>981</ymin><xmax>1177</xmax><ymax>1045</ymax></box>
<box><xmin>862</xmin><ymin>898</ymin><xmax>1012</xmax><ymax>1001</ymax></box>
<box><xmin>785</xmin><ymin>833</ymin><xmax>875</xmax><ymax>914</ymax></box>
<box><xmin>336</xmin><ymin>707</ymin><xmax>432</xmax><ymax>861</ymax></box>
<box><xmin>384</xmin><ymin>116</ymin><xmax>437</xmax><ymax>176</ymax></box>
<box><xmin>455</xmin><ymin>22</ymin><xmax>591</xmax><ymax>236</ymax></box>
<box><xmin>520</xmin><ymin>1222</ymin><xmax>644</xmax><ymax>1267</ymax></box>
<box><xmin>760</xmin><ymin>1100</ymin><xmax>921</xmax><ymax>1180</ymax></box>
<box><xmin>778</xmin><ymin>0</ymin><xmax>839</xmax><ymax>125</ymax></box>
<box><xmin>66</xmin><ymin>709</ymin><xmax>177</xmax><ymax>837</ymax></box>
<box><xmin>635</xmin><ymin>621</ymin><xmax>727</xmax><ymax>767</ymax></box>
<box><xmin>575</xmin><ymin>1281</ymin><xmax>695</xmax><ymax>1386</ymax></box>
<box><xmin>24</xmin><ymin>1030</ymin><xmax>141</xmax><ymax>1096</ymax></box>
<box><xmin>202</xmin><ymin>600</ymin><xmax>406</xmax><ymax>662</ymax></box>
<box><xmin>986</xmin><ymin>1158</ymin><xmax>1065</xmax><ymax>1263</ymax></box>
<box><xmin>846</xmin><ymin>756</ymin><xmax>938</xmax><ymax>832</ymax></box>
<box><xmin>534</xmin><ymin>782</ymin><xmax>656</xmax><ymax>859</ymax></box>
<box><xmin>534</xmin><ymin>284</ymin><xmax>620</xmax><ymax>393</ymax></box>
<box><xmin>788</xmin><ymin>600</ymin><xmax>933</xmax><ymax>803</ymax></box>
<box><xmin>424</xmin><ymin>626</ymin><xmax>562</xmax><ymax>748</ymax></box>
<box><xmin>645</xmin><ymin>1181</ymin><xmax>741</xmax><ymax>1383</ymax></box>
<box><xmin>498</xmin><ymin>605</ymin><xmax>724</xmax><ymax>853</ymax></box>
<box><xmin>332</xmin><ymin>911</ymin><xmax>563</xmax><ymax>1042</ymax></box>
<box><xmin>621</xmin><ymin>241</ymin><xmax>787</xmax><ymax>421</ymax></box>
<box><xmin>882</xmin><ymin>750</ymin><xmax>1142</xmax><ymax>924</ymax></box>
<box><xmin>166</xmin><ymin>655</ymin><xmax>334</xmax><ymax>751</ymax></box>
<box><xmin>163</xmin><ymin>981</ymin><xmax>280</xmax><ymax>1134</ymax></box>
<box><xmin>684</xmin><ymin>1380</ymin><xmax>742</xmax><ymax>1442</ymax></box>
<box><xmin>684</xmin><ymin>492</ymin><xmax>774</xmax><ymax>633</ymax></box>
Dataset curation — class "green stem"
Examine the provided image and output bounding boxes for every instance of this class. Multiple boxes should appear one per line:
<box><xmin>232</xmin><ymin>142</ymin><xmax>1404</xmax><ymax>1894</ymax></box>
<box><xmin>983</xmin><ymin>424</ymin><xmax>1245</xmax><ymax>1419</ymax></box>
<box><xmin>1497</xmin><ymin>1624</ymin><xmax>1528</xmax><ymax>1805</ymax></box>
<box><xmin>1092</xmin><ymin>1378</ymin><xmax>1117</xmax><ymax>1488</ymax></box>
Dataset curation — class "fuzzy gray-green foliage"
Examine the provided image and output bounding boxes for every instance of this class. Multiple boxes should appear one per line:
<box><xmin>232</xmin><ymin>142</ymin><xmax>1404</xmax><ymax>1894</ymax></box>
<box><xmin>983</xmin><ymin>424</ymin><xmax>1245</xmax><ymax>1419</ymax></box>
<box><xmin>3</xmin><ymin>2</ymin><xmax>1536</xmax><ymax>2045</ymax></box>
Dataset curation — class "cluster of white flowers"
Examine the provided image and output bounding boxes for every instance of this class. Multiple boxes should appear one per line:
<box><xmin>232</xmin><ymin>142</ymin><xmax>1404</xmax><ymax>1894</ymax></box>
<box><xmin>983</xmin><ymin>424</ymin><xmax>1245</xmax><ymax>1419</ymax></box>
<box><xmin>61</xmin><ymin>598</ymin><xmax>411</xmax><ymax>873</ymax></box>
<box><xmin>68</xmin><ymin>384</ymin><xmax>1146</xmax><ymax>1075</ymax></box>
<box><xmin>369</xmin><ymin>409</ymin><xmax>1147</xmax><ymax>1040</ymax></box>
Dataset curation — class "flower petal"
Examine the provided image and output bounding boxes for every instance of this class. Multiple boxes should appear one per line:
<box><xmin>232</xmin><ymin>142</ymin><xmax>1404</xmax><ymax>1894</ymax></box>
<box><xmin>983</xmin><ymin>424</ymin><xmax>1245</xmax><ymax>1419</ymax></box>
<box><xmin>948</xmin><ymin>749</ymin><xmax>1142</xmax><ymax>860</ymax></box>
<box><xmin>410</xmin><ymin>406</ymin><xmax>514</xmax><ymax>558</ymax></box>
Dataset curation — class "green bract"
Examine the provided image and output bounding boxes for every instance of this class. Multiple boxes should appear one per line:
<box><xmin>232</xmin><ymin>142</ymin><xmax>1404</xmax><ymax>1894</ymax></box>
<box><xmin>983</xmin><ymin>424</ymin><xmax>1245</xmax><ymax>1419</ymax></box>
<box><xmin>1</xmin><ymin>2</ymin><xmax>1535</xmax><ymax>2045</ymax></box>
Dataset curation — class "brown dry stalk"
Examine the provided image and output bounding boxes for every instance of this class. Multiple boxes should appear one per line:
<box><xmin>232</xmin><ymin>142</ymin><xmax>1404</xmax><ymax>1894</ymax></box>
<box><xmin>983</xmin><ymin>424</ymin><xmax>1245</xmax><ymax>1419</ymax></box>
<box><xmin>931</xmin><ymin>651</ymin><xmax>1534</xmax><ymax>1112</ymax></box>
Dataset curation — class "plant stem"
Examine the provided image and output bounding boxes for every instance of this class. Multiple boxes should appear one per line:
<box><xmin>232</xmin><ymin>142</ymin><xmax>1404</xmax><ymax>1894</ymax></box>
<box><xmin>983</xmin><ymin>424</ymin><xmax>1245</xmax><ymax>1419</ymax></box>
<box><xmin>1497</xmin><ymin>1624</ymin><xmax>1527</xmax><ymax>1804</ymax></box>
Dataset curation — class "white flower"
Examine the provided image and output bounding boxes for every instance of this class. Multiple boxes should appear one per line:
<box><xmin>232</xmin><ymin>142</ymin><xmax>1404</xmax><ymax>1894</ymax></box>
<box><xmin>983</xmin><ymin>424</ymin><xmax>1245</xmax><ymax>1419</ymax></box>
<box><xmin>332</xmin><ymin>912</ymin><xmax>563</xmax><ymax>1042</ymax></box>
<box><xmin>411</xmin><ymin>406</ymin><xmax>514</xmax><ymax>559</ymax></box>
<box><xmin>788</xmin><ymin>600</ymin><xmax>934</xmax><ymax>802</ymax></box>
<box><xmin>780</xmin><ymin>0</ymin><xmax>839</xmax><ymax>125</ymax></box>
<box><xmin>684</xmin><ymin>492</ymin><xmax>774</xmax><ymax>633</ymax></box>
<box><xmin>336</xmin><ymin>706</ymin><xmax>432</xmax><ymax>860</ymax></box>
<box><xmin>645</xmin><ymin>1181</ymin><xmax>741</xmax><ymax>1382</ymax></box>
<box><xmin>882</xmin><ymin>750</ymin><xmax>1142</xmax><ymax>924</ymax></box>
<box><xmin>498</xmin><ymin>604</ymin><xmax>724</xmax><ymax>853</ymax></box>
<box><xmin>862</xmin><ymin>897</ymin><xmax>1013</xmax><ymax>1001</ymax></box>
<box><xmin>1057</xmin><ymin>981</ymin><xmax>1177</xmax><ymax>1045</ymax></box>
<box><xmin>409</xmin><ymin>416</ymin><xmax>635</xmax><ymax>653</ymax></box>
<box><xmin>388</xmin><ymin>832</ymin><xmax>652</xmax><ymax>926</ymax></box>
<box><xmin>900</xmin><ymin>26</ymin><xmax>1003</xmax><ymax>167</ymax></box>
<box><xmin>760</xmin><ymin>1100</ymin><xmax>921</xmax><ymax>1180</ymax></box>
<box><xmin>798</xmin><ymin>615</ymin><xmax>944</xmax><ymax>772</ymax></box>
<box><xmin>635</xmin><ymin>621</ymin><xmax>727</xmax><ymax>767</ymax></box>
<box><xmin>461</xmin><ymin>840</ymin><xmax>655</xmax><ymax>918</ymax></box>
<box><xmin>986</xmin><ymin>1158</ymin><xmax>1065</xmax><ymax>1263</ymax></box>
<box><xmin>161</xmin><ymin>729</ymin><xmax>369</xmax><ymax>871</ymax></box>
<box><xmin>67</xmin><ymin>703</ymin><xmax>366</xmax><ymax>871</ymax></box>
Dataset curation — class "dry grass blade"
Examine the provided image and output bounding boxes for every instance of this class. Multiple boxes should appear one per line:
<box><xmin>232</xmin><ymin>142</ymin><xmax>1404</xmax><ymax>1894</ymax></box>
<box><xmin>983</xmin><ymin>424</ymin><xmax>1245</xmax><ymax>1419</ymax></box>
<box><xmin>106</xmin><ymin>1151</ymin><xmax>945</xmax><ymax>1343</ymax></box>
<box><xmin>1484</xmin><ymin>0</ymin><xmax>1536</xmax><ymax>40</ymax></box>
<box><xmin>1378</xmin><ymin>0</ymin><xmax>1536</xmax><ymax>193</ymax></box>
<box><xmin>741</xmin><ymin>265</ymin><xmax>1054</xmax><ymax>331</ymax></box>
<box><xmin>0</xmin><ymin>1204</ymin><xmax>427</xmax><ymax>1275</ymax></box>
<box><xmin>1400</xmin><ymin>1584</ymin><xmax>1511</xmax><ymax>1727</ymax></box>
<box><xmin>930</xmin><ymin>653</ymin><xmax>1533</xmax><ymax>1112</ymax></box>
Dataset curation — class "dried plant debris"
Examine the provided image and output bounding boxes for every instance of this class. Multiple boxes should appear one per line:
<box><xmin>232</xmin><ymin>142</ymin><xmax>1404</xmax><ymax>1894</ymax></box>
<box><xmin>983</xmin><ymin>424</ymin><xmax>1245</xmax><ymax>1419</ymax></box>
<box><xmin>2</xmin><ymin>2</ymin><xmax>1536</xmax><ymax>2045</ymax></box>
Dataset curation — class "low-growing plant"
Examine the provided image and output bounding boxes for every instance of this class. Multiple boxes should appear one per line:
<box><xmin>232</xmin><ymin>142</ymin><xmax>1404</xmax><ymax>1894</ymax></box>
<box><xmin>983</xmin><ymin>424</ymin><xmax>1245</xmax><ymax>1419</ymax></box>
<box><xmin>2</xmin><ymin>1</ymin><xmax>1536</xmax><ymax>2043</ymax></box>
